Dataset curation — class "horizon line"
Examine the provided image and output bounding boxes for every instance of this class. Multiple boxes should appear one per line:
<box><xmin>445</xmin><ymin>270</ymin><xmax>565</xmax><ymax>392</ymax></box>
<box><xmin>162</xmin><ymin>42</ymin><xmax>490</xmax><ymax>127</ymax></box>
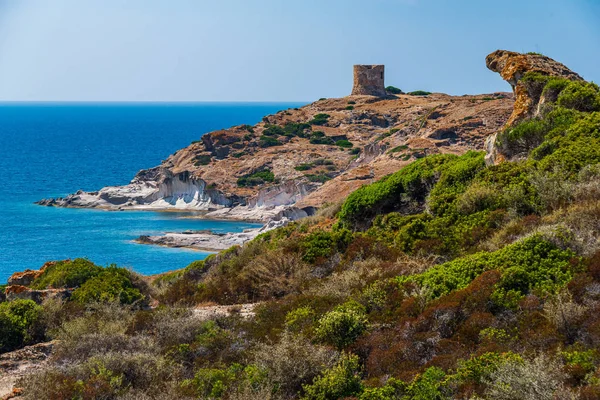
<box><xmin>0</xmin><ymin>100</ymin><xmax>312</xmax><ymax>105</ymax></box>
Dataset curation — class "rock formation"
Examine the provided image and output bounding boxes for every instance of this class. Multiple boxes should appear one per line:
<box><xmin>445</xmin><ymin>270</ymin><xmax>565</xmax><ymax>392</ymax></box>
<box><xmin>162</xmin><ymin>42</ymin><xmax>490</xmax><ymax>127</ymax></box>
<box><xmin>351</xmin><ymin>65</ymin><xmax>386</xmax><ymax>97</ymax></box>
<box><xmin>484</xmin><ymin>50</ymin><xmax>584</xmax><ymax>165</ymax></box>
<box><xmin>486</xmin><ymin>50</ymin><xmax>583</xmax><ymax>127</ymax></box>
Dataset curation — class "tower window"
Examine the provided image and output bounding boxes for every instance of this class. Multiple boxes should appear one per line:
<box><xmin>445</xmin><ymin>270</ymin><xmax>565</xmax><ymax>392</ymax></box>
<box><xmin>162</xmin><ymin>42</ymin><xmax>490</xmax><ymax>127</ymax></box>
<box><xmin>381</xmin><ymin>72</ymin><xmax>384</xmax><ymax>79</ymax></box>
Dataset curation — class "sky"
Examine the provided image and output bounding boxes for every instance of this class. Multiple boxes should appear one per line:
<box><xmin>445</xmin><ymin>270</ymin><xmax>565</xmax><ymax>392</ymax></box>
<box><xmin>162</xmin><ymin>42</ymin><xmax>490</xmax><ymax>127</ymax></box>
<box><xmin>0</xmin><ymin>0</ymin><xmax>598</xmax><ymax>102</ymax></box>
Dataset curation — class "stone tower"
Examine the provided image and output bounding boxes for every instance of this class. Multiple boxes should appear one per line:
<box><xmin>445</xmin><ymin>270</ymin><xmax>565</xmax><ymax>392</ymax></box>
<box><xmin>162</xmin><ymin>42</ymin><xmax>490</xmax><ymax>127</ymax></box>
<box><xmin>352</xmin><ymin>65</ymin><xmax>385</xmax><ymax>96</ymax></box>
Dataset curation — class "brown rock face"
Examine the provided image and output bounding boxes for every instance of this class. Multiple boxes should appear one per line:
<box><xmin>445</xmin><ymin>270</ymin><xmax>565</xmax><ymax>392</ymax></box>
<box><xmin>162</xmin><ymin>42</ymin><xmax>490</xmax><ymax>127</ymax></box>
<box><xmin>7</xmin><ymin>261</ymin><xmax>53</xmax><ymax>287</ymax></box>
<box><xmin>485</xmin><ymin>50</ymin><xmax>583</xmax><ymax>127</ymax></box>
<box><xmin>4</xmin><ymin>285</ymin><xmax>72</xmax><ymax>304</ymax></box>
<box><xmin>352</xmin><ymin>65</ymin><xmax>386</xmax><ymax>96</ymax></box>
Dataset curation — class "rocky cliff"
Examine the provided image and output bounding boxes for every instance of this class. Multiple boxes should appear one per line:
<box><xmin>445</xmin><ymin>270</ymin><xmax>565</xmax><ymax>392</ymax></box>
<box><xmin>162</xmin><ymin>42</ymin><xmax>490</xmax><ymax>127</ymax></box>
<box><xmin>38</xmin><ymin>85</ymin><xmax>514</xmax><ymax>221</ymax></box>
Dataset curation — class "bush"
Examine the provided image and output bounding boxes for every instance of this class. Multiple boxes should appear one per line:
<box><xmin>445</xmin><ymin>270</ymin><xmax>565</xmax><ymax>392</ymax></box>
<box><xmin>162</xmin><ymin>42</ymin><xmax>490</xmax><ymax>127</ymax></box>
<box><xmin>309</xmin><ymin>131</ymin><xmax>335</xmax><ymax>145</ymax></box>
<box><xmin>408</xmin><ymin>90</ymin><xmax>432</xmax><ymax>96</ymax></box>
<box><xmin>71</xmin><ymin>266</ymin><xmax>144</xmax><ymax>305</ymax></box>
<box><xmin>314</xmin><ymin>302</ymin><xmax>368</xmax><ymax>349</ymax></box>
<box><xmin>339</xmin><ymin>153</ymin><xmax>474</xmax><ymax>228</ymax></box>
<box><xmin>386</xmin><ymin>86</ymin><xmax>403</xmax><ymax>94</ymax></box>
<box><xmin>310</xmin><ymin>114</ymin><xmax>330</xmax><ymax>126</ymax></box>
<box><xmin>194</xmin><ymin>154</ymin><xmax>212</xmax><ymax>166</ymax></box>
<box><xmin>305</xmin><ymin>174</ymin><xmax>331</xmax><ymax>183</ymax></box>
<box><xmin>302</xmin><ymin>353</ymin><xmax>363</xmax><ymax>400</ymax></box>
<box><xmin>300</xmin><ymin>230</ymin><xmax>352</xmax><ymax>264</ymax></box>
<box><xmin>345</xmin><ymin>106</ymin><xmax>354</xmax><ymax>111</ymax></box>
<box><xmin>496</xmin><ymin>118</ymin><xmax>547</xmax><ymax>158</ymax></box>
<box><xmin>557</xmin><ymin>81</ymin><xmax>600</xmax><ymax>112</ymax></box>
<box><xmin>262</xmin><ymin>124</ymin><xmax>285</xmax><ymax>137</ymax></box>
<box><xmin>284</xmin><ymin>122</ymin><xmax>312</xmax><ymax>138</ymax></box>
<box><xmin>0</xmin><ymin>299</ymin><xmax>43</xmax><ymax>353</ymax></box>
<box><xmin>336</xmin><ymin>139</ymin><xmax>353</xmax><ymax>148</ymax></box>
<box><xmin>398</xmin><ymin>235</ymin><xmax>578</xmax><ymax>305</ymax></box>
<box><xmin>237</xmin><ymin>170</ymin><xmax>276</xmax><ymax>187</ymax></box>
<box><xmin>253</xmin><ymin>332</ymin><xmax>339</xmax><ymax>397</ymax></box>
<box><xmin>259</xmin><ymin>135</ymin><xmax>282</xmax><ymax>148</ymax></box>
<box><xmin>32</xmin><ymin>258</ymin><xmax>103</xmax><ymax>289</ymax></box>
<box><xmin>295</xmin><ymin>163</ymin><xmax>314</xmax><ymax>171</ymax></box>
<box><xmin>485</xmin><ymin>354</ymin><xmax>566</xmax><ymax>400</ymax></box>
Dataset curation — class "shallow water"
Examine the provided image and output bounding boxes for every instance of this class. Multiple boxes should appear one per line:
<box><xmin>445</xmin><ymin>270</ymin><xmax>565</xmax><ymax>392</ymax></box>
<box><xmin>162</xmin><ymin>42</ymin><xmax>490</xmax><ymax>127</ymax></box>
<box><xmin>0</xmin><ymin>102</ymin><xmax>304</xmax><ymax>283</ymax></box>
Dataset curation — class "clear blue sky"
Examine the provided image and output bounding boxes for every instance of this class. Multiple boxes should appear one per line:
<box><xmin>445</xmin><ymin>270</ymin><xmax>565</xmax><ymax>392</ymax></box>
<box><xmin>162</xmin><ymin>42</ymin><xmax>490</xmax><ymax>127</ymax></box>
<box><xmin>0</xmin><ymin>0</ymin><xmax>598</xmax><ymax>101</ymax></box>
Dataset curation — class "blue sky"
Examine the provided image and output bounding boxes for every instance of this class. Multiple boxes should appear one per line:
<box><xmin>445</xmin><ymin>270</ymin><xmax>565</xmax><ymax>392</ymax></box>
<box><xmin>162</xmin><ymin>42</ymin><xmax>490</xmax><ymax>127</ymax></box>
<box><xmin>0</xmin><ymin>0</ymin><xmax>598</xmax><ymax>101</ymax></box>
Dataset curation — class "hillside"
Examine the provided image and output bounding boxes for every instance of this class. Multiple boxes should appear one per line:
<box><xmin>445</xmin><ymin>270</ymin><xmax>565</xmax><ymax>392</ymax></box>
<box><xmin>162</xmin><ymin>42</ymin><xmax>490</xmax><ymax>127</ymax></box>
<box><xmin>3</xmin><ymin>50</ymin><xmax>600</xmax><ymax>399</ymax></box>
<box><xmin>38</xmin><ymin>90</ymin><xmax>513</xmax><ymax>222</ymax></box>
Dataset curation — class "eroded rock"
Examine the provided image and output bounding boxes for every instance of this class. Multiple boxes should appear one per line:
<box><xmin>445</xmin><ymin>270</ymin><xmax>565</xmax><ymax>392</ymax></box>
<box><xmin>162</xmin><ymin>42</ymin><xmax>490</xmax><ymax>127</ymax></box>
<box><xmin>486</xmin><ymin>50</ymin><xmax>583</xmax><ymax>127</ymax></box>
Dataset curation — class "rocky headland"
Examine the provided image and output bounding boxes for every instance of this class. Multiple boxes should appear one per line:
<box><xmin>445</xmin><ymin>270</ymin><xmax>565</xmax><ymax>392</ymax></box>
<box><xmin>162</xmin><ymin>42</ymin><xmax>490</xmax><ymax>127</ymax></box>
<box><xmin>37</xmin><ymin>91</ymin><xmax>514</xmax><ymax>222</ymax></box>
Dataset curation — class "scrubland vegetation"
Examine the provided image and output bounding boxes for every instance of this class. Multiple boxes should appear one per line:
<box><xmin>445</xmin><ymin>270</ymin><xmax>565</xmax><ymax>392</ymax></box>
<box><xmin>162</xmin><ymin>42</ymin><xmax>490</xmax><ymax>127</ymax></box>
<box><xmin>2</xmin><ymin>76</ymin><xmax>600</xmax><ymax>399</ymax></box>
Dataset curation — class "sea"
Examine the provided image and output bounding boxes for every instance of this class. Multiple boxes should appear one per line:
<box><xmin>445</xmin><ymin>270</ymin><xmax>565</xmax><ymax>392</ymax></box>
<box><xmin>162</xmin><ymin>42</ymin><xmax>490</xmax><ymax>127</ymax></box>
<box><xmin>0</xmin><ymin>102</ymin><xmax>305</xmax><ymax>283</ymax></box>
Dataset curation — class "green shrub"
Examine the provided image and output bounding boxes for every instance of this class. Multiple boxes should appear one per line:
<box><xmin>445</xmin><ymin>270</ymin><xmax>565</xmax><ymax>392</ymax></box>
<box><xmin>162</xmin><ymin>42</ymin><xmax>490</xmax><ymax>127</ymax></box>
<box><xmin>284</xmin><ymin>122</ymin><xmax>312</xmax><ymax>138</ymax></box>
<box><xmin>0</xmin><ymin>299</ymin><xmax>43</xmax><ymax>353</ymax></box>
<box><xmin>259</xmin><ymin>135</ymin><xmax>282</xmax><ymax>148</ymax></box>
<box><xmin>336</xmin><ymin>139</ymin><xmax>353</xmax><ymax>148</ymax></box>
<box><xmin>295</xmin><ymin>163</ymin><xmax>314</xmax><ymax>171</ymax></box>
<box><xmin>496</xmin><ymin>118</ymin><xmax>547</xmax><ymax>158</ymax></box>
<box><xmin>350</xmin><ymin>148</ymin><xmax>361</xmax><ymax>155</ymax></box>
<box><xmin>310</xmin><ymin>131</ymin><xmax>335</xmax><ymax>145</ymax></box>
<box><xmin>397</xmin><ymin>235</ymin><xmax>578</xmax><ymax>305</ymax></box>
<box><xmin>300</xmin><ymin>229</ymin><xmax>352</xmax><ymax>264</ymax></box>
<box><xmin>388</xmin><ymin>145</ymin><xmax>408</xmax><ymax>154</ymax></box>
<box><xmin>348</xmin><ymin>101</ymin><xmax>356</xmax><ymax>105</ymax></box>
<box><xmin>345</xmin><ymin>106</ymin><xmax>354</xmax><ymax>111</ymax></box>
<box><xmin>310</xmin><ymin>114</ymin><xmax>330</xmax><ymax>126</ymax></box>
<box><xmin>386</xmin><ymin>86</ymin><xmax>403</xmax><ymax>94</ymax></box>
<box><xmin>314</xmin><ymin>158</ymin><xmax>334</xmax><ymax>166</ymax></box>
<box><xmin>302</xmin><ymin>353</ymin><xmax>363</xmax><ymax>400</ymax></box>
<box><xmin>408</xmin><ymin>90</ymin><xmax>432</xmax><ymax>96</ymax></box>
<box><xmin>241</xmin><ymin>124</ymin><xmax>254</xmax><ymax>133</ymax></box>
<box><xmin>194</xmin><ymin>154</ymin><xmax>212</xmax><ymax>166</ymax></box>
<box><xmin>557</xmin><ymin>81</ymin><xmax>600</xmax><ymax>112</ymax></box>
<box><xmin>183</xmin><ymin>363</ymin><xmax>268</xmax><ymax>399</ymax></box>
<box><xmin>339</xmin><ymin>153</ymin><xmax>475</xmax><ymax>228</ymax></box>
<box><xmin>306</xmin><ymin>174</ymin><xmax>331</xmax><ymax>183</ymax></box>
<box><xmin>263</xmin><ymin>124</ymin><xmax>285</xmax><ymax>137</ymax></box>
<box><xmin>237</xmin><ymin>170</ymin><xmax>276</xmax><ymax>187</ymax></box>
<box><xmin>32</xmin><ymin>258</ymin><xmax>103</xmax><ymax>289</ymax></box>
<box><xmin>285</xmin><ymin>306</ymin><xmax>316</xmax><ymax>334</ymax></box>
<box><xmin>315</xmin><ymin>302</ymin><xmax>367</xmax><ymax>349</ymax></box>
<box><xmin>71</xmin><ymin>267</ymin><xmax>144</xmax><ymax>305</ymax></box>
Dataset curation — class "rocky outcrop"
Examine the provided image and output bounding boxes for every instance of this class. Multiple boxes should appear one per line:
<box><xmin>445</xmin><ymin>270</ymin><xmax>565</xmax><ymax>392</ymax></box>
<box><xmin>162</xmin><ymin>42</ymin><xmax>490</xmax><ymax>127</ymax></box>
<box><xmin>486</xmin><ymin>50</ymin><xmax>583</xmax><ymax>127</ymax></box>
<box><xmin>0</xmin><ymin>341</ymin><xmax>56</xmax><ymax>399</ymax></box>
<box><xmin>4</xmin><ymin>285</ymin><xmax>72</xmax><ymax>304</ymax></box>
<box><xmin>484</xmin><ymin>50</ymin><xmax>584</xmax><ymax>165</ymax></box>
<box><xmin>6</xmin><ymin>262</ymin><xmax>54</xmax><ymax>286</ymax></box>
<box><xmin>37</xmin><ymin>167</ymin><xmax>238</xmax><ymax>212</ymax></box>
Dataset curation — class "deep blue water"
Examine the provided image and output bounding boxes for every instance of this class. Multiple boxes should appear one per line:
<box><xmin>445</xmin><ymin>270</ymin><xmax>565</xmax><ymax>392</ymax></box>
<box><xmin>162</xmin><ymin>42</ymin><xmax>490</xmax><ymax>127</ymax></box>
<box><xmin>0</xmin><ymin>102</ymin><xmax>304</xmax><ymax>283</ymax></box>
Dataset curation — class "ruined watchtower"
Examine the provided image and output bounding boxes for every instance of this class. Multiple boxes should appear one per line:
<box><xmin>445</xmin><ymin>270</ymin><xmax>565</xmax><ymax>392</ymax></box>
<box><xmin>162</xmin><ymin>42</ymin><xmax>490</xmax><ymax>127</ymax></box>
<box><xmin>351</xmin><ymin>65</ymin><xmax>385</xmax><ymax>96</ymax></box>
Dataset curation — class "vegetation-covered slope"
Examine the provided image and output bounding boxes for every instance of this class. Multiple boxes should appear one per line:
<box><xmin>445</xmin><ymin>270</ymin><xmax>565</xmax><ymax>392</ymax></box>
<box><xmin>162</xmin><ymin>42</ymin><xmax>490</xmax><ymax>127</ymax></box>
<box><xmin>2</xmin><ymin>53</ymin><xmax>600</xmax><ymax>399</ymax></box>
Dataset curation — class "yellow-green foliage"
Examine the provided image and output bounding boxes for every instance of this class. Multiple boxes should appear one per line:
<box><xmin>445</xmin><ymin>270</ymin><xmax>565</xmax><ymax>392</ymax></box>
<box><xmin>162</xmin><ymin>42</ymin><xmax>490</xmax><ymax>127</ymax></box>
<box><xmin>397</xmin><ymin>235</ymin><xmax>578</xmax><ymax>307</ymax></box>
<box><xmin>0</xmin><ymin>300</ymin><xmax>42</xmax><ymax>352</ymax></box>
<box><xmin>31</xmin><ymin>258</ymin><xmax>102</xmax><ymax>289</ymax></box>
<box><xmin>71</xmin><ymin>267</ymin><xmax>143</xmax><ymax>305</ymax></box>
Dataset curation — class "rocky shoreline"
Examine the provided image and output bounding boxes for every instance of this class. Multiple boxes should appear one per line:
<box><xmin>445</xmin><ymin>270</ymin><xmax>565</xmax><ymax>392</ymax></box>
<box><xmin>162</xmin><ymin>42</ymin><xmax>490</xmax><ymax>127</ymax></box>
<box><xmin>134</xmin><ymin>218</ymin><xmax>288</xmax><ymax>251</ymax></box>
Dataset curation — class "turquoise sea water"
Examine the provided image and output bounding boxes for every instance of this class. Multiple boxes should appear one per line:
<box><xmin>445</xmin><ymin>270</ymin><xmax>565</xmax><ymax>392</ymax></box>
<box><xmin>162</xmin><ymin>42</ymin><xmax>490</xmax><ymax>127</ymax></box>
<box><xmin>0</xmin><ymin>102</ymin><xmax>304</xmax><ymax>283</ymax></box>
